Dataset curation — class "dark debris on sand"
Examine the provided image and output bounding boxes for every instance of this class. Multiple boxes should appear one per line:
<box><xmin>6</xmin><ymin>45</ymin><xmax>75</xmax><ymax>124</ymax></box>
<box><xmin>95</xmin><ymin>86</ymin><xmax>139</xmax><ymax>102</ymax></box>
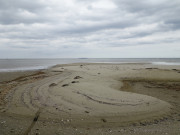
<box><xmin>74</xmin><ymin>76</ymin><xmax>82</xmax><ymax>79</ymax></box>
<box><xmin>49</xmin><ymin>83</ymin><xmax>57</xmax><ymax>87</ymax></box>
<box><xmin>62</xmin><ymin>84</ymin><xmax>69</xmax><ymax>87</ymax></box>
<box><xmin>71</xmin><ymin>81</ymin><xmax>79</xmax><ymax>83</ymax></box>
<box><xmin>101</xmin><ymin>118</ymin><xmax>107</xmax><ymax>123</ymax></box>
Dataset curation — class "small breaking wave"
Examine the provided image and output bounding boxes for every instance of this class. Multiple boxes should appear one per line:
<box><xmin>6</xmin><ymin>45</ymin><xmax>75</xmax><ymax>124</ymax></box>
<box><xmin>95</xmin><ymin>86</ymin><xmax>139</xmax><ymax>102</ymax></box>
<box><xmin>152</xmin><ymin>62</ymin><xmax>180</xmax><ymax>65</ymax></box>
<box><xmin>0</xmin><ymin>66</ymin><xmax>50</xmax><ymax>72</ymax></box>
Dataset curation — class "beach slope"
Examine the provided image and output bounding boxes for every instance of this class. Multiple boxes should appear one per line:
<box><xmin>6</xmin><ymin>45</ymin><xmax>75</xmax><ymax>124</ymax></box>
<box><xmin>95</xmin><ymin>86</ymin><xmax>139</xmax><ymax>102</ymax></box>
<box><xmin>0</xmin><ymin>63</ymin><xmax>180</xmax><ymax>135</ymax></box>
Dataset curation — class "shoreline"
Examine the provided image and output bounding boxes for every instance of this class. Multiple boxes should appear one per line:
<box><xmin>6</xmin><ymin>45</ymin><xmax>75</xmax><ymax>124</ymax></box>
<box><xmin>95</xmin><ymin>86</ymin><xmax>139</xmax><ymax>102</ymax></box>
<box><xmin>1</xmin><ymin>59</ymin><xmax>180</xmax><ymax>73</ymax></box>
<box><xmin>0</xmin><ymin>63</ymin><xmax>180</xmax><ymax>134</ymax></box>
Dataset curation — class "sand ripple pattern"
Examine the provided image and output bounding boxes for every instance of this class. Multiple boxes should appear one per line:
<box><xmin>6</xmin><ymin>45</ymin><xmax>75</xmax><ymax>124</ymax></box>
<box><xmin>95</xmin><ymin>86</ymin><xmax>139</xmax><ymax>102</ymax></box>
<box><xmin>3</xmin><ymin>69</ymin><xmax>170</xmax><ymax>120</ymax></box>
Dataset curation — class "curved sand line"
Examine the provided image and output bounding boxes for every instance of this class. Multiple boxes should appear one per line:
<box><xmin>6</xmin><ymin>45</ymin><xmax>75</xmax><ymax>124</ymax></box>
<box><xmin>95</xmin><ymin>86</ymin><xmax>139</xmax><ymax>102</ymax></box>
<box><xmin>2</xmin><ymin>64</ymin><xmax>172</xmax><ymax>127</ymax></box>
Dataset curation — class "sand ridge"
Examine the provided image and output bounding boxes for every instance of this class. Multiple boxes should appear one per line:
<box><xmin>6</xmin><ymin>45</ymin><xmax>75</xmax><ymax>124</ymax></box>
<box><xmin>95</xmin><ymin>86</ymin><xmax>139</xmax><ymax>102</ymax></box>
<box><xmin>0</xmin><ymin>63</ymin><xmax>180</xmax><ymax>134</ymax></box>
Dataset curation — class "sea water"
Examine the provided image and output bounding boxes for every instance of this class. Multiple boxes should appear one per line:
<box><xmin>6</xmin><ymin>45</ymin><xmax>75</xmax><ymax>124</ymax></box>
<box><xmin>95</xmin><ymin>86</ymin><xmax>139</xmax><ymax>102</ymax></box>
<box><xmin>0</xmin><ymin>58</ymin><xmax>180</xmax><ymax>72</ymax></box>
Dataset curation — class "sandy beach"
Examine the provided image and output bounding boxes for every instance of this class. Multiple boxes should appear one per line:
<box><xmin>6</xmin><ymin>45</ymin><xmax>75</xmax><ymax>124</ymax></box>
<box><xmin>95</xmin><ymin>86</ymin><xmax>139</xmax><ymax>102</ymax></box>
<box><xmin>0</xmin><ymin>63</ymin><xmax>180</xmax><ymax>135</ymax></box>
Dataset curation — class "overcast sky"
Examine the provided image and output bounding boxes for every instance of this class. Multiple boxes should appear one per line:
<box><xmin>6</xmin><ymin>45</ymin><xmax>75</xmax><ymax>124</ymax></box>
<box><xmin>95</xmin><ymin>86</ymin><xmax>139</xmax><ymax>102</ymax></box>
<box><xmin>0</xmin><ymin>0</ymin><xmax>180</xmax><ymax>58</ymax></box>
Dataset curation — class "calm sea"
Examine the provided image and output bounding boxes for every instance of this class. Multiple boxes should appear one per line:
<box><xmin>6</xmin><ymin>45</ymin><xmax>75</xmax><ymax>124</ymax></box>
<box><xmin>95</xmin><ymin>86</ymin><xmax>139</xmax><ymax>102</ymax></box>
<box><xmin>0</xmin><ymin>58</ymin><xmax>180</xmax><ymax>72</ymax></box>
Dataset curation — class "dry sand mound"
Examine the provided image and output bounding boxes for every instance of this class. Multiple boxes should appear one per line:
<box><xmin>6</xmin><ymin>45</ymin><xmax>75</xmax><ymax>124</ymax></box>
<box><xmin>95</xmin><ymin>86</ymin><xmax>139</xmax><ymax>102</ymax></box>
<box><xmin>2</xmin><ymin>64</ymin><xmax>171</xmax><ymax>127</ymax></box>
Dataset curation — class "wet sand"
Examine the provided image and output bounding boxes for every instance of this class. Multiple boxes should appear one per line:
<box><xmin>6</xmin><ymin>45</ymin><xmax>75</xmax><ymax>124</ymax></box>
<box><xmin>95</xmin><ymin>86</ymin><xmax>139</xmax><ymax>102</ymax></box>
<box><xmin>0</xmin><ymin>63</ymin><xmax>180</xmax><ymax>135</ymax></box>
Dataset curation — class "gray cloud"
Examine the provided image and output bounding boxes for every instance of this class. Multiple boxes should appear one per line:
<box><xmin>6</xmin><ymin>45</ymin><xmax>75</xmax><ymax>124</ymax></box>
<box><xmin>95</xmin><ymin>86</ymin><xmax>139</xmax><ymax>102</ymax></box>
<box><xmin>0</xmin><ymin>0</ymin><xmax>180</xmax><ymax>58</ymax></box>
<box><xmin>0</xmin><ymin>0</ymin><xmax>46</xmax><ymax>24</ymax></box>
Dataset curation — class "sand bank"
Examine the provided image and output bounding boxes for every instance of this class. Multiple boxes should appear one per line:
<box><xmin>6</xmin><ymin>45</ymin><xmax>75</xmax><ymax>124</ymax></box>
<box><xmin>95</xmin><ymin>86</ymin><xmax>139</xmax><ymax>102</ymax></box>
<box><xmin>0</xmin><ymin>63</ymin><xmax>180</xmax><ymax>135</ymax></box>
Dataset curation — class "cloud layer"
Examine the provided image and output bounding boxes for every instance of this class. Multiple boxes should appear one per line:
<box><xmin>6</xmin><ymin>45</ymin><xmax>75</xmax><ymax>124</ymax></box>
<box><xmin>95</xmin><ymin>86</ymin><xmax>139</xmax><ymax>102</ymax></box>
<box><xmin>0</xmin><ymin>0</ymin><xmax>180</xmax><ymax>58</ymax></box>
